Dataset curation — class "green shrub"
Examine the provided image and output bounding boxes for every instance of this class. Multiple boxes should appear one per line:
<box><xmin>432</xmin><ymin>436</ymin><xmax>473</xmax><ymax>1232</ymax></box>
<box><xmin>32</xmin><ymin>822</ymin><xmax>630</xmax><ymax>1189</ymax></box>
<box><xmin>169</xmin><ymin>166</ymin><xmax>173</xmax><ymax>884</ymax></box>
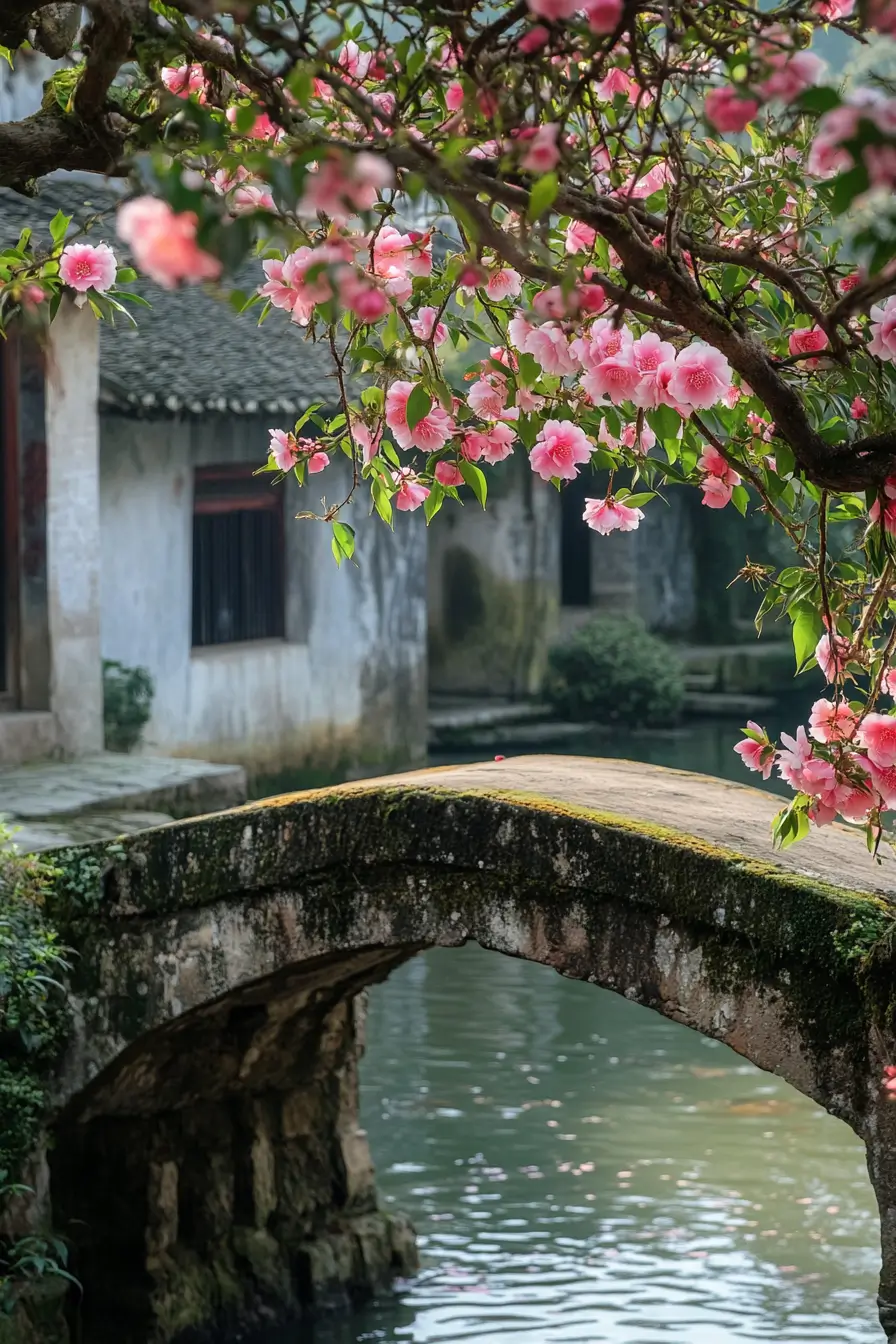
<box><xmin>102</xmin><ymin>660</ymin><xmax>154</xmax><ymax>753</ymax></box>
<box><xmin>545</xmin><ymin>615</ymin><xmax>685</xmax><ymax>727</ymax></box>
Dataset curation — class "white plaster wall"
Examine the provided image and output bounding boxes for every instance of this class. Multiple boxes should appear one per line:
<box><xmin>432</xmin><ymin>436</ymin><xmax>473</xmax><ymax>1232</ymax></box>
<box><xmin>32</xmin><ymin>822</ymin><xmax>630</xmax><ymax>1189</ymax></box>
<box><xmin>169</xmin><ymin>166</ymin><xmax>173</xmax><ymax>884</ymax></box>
<box><xmin>45</xmin><ymin>300</ymin><xmax>104</xmax><ymax>755</ymax></box>
<box><xmin>99</xmin><ymin>416</ymin><xmax>427</xmax><ymax>774</ymax></box>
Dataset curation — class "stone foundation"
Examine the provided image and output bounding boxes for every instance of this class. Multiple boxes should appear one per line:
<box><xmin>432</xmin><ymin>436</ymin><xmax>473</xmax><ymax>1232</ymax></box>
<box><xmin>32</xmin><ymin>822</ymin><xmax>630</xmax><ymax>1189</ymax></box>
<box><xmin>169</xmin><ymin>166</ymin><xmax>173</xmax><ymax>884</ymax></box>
<box><xmin>46</xmin><ymin>990</ymin><xmax>417</xmax><ymax>1344</ymax></box>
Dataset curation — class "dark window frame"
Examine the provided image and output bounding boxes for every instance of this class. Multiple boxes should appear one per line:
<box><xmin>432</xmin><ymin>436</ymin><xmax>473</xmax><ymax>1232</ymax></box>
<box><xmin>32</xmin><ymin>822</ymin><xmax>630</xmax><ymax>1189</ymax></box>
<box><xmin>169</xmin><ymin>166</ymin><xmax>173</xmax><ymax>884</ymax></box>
<box><xmin>191</xmin><ymin>464</ymin><xmax>286</xmax><ymax>650</ymax></box>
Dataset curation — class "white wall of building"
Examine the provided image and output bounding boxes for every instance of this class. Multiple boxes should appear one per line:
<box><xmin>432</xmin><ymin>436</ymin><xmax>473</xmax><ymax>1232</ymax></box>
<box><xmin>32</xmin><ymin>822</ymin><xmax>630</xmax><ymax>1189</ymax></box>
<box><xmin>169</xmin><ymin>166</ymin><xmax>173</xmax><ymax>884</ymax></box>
<box><xmin>99</xmin><ymin>415</ymin><xmax>427</xmax><ymax>776</ymax></box>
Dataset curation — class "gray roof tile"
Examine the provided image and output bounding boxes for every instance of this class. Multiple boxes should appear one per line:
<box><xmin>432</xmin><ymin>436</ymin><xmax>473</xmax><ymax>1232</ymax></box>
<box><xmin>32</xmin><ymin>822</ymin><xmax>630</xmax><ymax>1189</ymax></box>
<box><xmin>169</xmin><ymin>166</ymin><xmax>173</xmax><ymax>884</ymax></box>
<box><xmin>0</xmin><ymin>176</ymin><xmax>340</xmax><ymax>417</ymax></box>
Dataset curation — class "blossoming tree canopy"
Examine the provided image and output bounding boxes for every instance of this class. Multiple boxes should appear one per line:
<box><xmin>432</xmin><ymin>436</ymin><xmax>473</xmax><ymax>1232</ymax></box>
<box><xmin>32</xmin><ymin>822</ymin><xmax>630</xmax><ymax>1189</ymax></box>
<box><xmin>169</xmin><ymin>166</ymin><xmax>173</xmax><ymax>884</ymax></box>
<box><xmin>5</xmin><ymin>0</ymin><xmax>896</xmax><ymax>846</ymax></box>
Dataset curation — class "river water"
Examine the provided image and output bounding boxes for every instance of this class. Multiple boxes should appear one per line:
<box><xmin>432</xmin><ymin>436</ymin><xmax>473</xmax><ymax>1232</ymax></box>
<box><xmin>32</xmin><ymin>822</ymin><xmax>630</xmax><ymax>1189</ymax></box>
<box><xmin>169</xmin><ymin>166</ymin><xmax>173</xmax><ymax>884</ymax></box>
<box><xmin>306</xmin><ymin>717</ymin><xmax>883</xmax><ymax>1344</ymax></box>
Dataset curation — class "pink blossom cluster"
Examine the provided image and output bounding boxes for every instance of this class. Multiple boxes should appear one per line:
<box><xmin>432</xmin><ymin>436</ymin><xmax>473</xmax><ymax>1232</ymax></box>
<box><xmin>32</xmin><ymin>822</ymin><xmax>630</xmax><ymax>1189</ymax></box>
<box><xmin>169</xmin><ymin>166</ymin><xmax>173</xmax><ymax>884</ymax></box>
<box><xmin>269</xmin><ymin>429</ymin><xmax>329</xmax><ymax>474</ymax></box>
<box><xmin>698</xmin><ymin>444</ymin><xmax>741</xmax><ymax>509</ymax></box>
<box><xmin>809</xmin><ymin>92</ymin><xmax>896</xmax><ymax>187</ymax></box>
<box><xmin>703</xmin><ymin>35</ymin><xmax>824</xmax><ymax>135</ymax></box>
<box><xmin>735</xmin><ymin>701</ymin><xmax>896</xmax><ymax>827</ymax></box>
<box><xmin>524</xmin><ymin>0</ymin><xmax>622</xmax><ymax>35</ymax></box>
<box><xmin>259</xmin><ymin>239</ymin><xmax>393</xmax><ymax>325</ymax></box>
<box><xmin>117</xmin><ymin>197</ymin><xmax>221</xmax><ymax>289</ymax></box>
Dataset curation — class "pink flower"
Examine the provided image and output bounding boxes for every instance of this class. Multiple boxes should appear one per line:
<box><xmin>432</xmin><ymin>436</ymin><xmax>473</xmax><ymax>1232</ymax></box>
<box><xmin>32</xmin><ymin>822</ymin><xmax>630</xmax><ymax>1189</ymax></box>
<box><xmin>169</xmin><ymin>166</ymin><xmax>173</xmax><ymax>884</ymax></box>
<box><xmin>583</xmin><ymin>497</ymin><xmax>644</xmax><ymax>534</ymax></box>
<box><xmin>788</xmin><ymin>326</ymin><xmax>828</xmax><ymax>360</ymax></box>
<box><xmin>777</xmin><ymin>725</ymin><xmax>813</xmax><ymax>791</ymax></box>
<box><xmin>435</xmin><ymin>461</ymin><xmax>465</xmax><ymax>486</ymax></box>
<box><xmin>583</xmin><ymin>353</ymin><xmax>642</xmax><ymax>405</ymax></box>
<box><xmin>338</xmin><ymin>270</ymin><xmax>391</xmax><ymax>322</ymax></box>
<box><xmin>809</xmin><ymin>698</ymin><xmax>858</xmax><ymax>743</ymax></box>
<box><xmin>760</xmin><ymin>51</ymin><xmax>825</xmax><ymax>104</ymax></box>
<box><xmin>372</xmin><ymin>225</ymin><xmax>433</xmax><ymax>281</ymax></box>
<box><xmin>815</xmin><ymin>0</ymin><xmax>854</xmax><ymax>15</ymax></box>
<box><xmin>59</xmin><ymin>242</ymin><xmax>117</xmax><ymax>294</ymax></box>
<box><xmin>117</xmin><ymin>197</ymin><xmax>221</xmax><ymax>289</ymax></box>
<box><xmin>529</xmin><ymin>420</ymin><xmax>593</xmax><ymax>481</ymax></box>
<box><xmin>486</xmin><ymin>268</ymin><xmax>522</xmax><ymax>301</ymax></box>
<box><xmin>392</xmin><ymin>469</ymin><xmax>430</xmax><ymax>511</ymax></box>
<box><xmin>300</xmin><ymin>150</ymin><xmax>393</xmax><ymax>222</ymax></box>
<box><xmin>596</xmin><ymin>66</ymin><xmax>639</xmax><ymax>103</ymax></box>
<box><xmin>306</xmin><ymin>449</ymin><xmax>329</xmax><ymax>474</ymax></box>
<box><xmin>883</xmin><ymin>667</ymin><xmax>896</xmax><ymax>698</ymax></box>
<box><xmin>521</xmin><ymin>124</ymin><xmax>560</xmax><ymax>173</ymax></box>
<box><xmin>698</xmin><ymin>444</ymin><xmax>741</xmax><ymax>509</ymax></box>
<box><xmin>870</xmin><ymin>295</ymin><xmax>896</xmax><ymax>362</ymax></box>
<box><xmin>700</xmin><ymin>476</ymin><xmax>735</xmax><ymax>509</ymax></box>
<box><xmin>815</xmin><ymin>632</ymin><xmax>851</xmax><ymax>683</ymax></box>
<box><xmin>883</xmin><ymin>1064</ymin><xmax>896</xmax><ymax>1096</ymax></box>
<box><xmin>583</xmin><ymin>0</ymin><xmax>622</xmax><ymax>32</ymax></box>
<box><xmin>526</xmin><ymin>0</ymin><xmax>578</xmax><ymax>19</ymax></box>
<box><xmin>446</xmin><ymin>80</ymin><xmax>465</xmax><ymax>112</ymax></box>
<box><xmin>518</xmin><ymin>25</ymin><xmax>550</xmax><ymax>53</ymax></box>
<box><xmin>619</xmin><ymin>422</ymin><xmax>656</xmax><ymax>454</ymax></box>
<box><xmin>269</xmin><ymin>429</ymin><xmax>298</xmax><ymax>471</ymax></box>
<box><xmin>865</xmin><ymin>145</ymin><xmax>896</xmax><ymax>190</ymax></box>
<box><xmin>225</xmin><ymin>106</ymin><xmax>285</xmax><ymax>143</ymax></box>
<box><xmin>733</xmin><ymin>722</ymin><xmax>774</xmax><ymax>779</ymax></box>
<box><xmin>858</xmin><ymin>713</ymin><xmax>896</xmax><ymax>768</ymax></box>
<box><xmin>704</xmin><ymin>86</ymin><xmax>761</xmax><ymax>133</ymax></box>
<box><xmin>161</xmin><ymin>63</ymin><xmax>206</xmax><ymax>99</ymax></box>
<box><xmin>869</xmin><ymin>760</ymin><xmax>896</xmax><ymax>808</ymax></box>
<box><xmin>616</xmin><ymin>160</ymin><xmax>673</xmax><ymax>201</ymax></box>
<box><xmin>869</xmin><ymin>0</ymin><xmax>896</xmax><ymax>33</ymax></box>
<box><xmin>338</xmin><ymin>39</ymin><xmax>373</xmax><ymax>82</ymax></box>
<box><xmin>351</xmin><ymin>418</ymin><xmax>381</xmax><ymax>465</ymax></box>
<box><xmin>525</xmin><ymin>323</ymin><xmax>579</xmax><ymax>376</ymax></box>
<box><xmin>870</xmin><ymin>477</ymin><xmax>896</xmax><ymax>535</ymax></box>
<box><xmin>20</xmin><ymin>284</ymin><xmax>45</xmax><ymax>308</ymax></box>
<box><xmin>385</xmin><ymin>381</ymin><xmax>455</xmax><ymax>452</ymax></box>
<box><xmin>468</xmin><ymin>377</ymin><xmax>508</xmax><ymax>419</ymax></box>
<box><xmin>411</xmin><ymin>306</ymin><xmax>449</xmax><ymax>346</ymax></box>
<box><xmin>839</xmin><ymin>273</ymin><xmax>861</xmax><ymax>293</ymax></box>
<box><xmin>851</xmin><ymin>396</ymin><xmax>869</xmax><ymax>420</ymax></box>
<box><xmin>667</xmin><ymin>343</ymin><xmax>732</xmax><ymax>409</ymax></box>
<box><xmin>479</xmin><ymin>423</ymin><xmax>516</xmax><ymax>464</ymax></box>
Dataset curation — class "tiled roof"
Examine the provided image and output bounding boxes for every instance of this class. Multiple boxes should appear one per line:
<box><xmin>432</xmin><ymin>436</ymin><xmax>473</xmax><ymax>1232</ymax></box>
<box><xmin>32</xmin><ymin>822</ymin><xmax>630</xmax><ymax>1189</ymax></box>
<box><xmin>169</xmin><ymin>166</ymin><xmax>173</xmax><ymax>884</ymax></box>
<box><xmin>0</xmin><ymin>176</ymin><xmax>341</xmax><ymax>417</ymax></box>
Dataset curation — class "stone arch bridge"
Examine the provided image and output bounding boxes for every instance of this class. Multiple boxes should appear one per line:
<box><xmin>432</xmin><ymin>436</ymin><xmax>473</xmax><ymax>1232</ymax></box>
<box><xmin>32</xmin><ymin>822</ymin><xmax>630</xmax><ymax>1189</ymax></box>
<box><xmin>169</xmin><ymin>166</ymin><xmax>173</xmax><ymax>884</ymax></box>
<box><xmin>33</xmin><ymin>758</ymin><xmax>896</xmax><ymax>1343</ymax></box>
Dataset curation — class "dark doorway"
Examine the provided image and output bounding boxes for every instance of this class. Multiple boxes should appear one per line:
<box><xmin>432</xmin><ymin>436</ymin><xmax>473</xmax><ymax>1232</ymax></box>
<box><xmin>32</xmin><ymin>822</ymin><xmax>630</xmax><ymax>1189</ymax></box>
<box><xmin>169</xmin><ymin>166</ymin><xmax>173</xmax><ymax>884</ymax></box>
<box><xmin>560</xmin><ymin>470</ymin><xmax>592</xmax><ymax>607</ymax></box>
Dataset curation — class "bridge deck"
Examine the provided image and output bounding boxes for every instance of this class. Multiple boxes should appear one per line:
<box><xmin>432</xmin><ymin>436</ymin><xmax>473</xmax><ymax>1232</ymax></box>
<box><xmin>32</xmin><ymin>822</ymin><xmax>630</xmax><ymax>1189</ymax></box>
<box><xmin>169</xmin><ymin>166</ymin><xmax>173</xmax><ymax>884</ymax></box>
<box><xmin>348</xmin><ymin>756</ymin><xmax>896</xmax><ymax>900</ymax></box>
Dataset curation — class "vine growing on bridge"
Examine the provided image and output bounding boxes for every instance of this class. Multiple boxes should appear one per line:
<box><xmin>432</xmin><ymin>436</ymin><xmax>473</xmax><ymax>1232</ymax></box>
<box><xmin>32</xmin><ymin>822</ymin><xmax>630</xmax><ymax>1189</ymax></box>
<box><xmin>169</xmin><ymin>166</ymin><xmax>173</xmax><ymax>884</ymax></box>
<box><xmin>0</xmin><ymin>828</ymin><xmax>74</xmax><ymax>1313</ymax></box>
<box><xmin>4</xmin><ymin>0</ymin><xmax>896</xmax><ymax>847</ymax></box>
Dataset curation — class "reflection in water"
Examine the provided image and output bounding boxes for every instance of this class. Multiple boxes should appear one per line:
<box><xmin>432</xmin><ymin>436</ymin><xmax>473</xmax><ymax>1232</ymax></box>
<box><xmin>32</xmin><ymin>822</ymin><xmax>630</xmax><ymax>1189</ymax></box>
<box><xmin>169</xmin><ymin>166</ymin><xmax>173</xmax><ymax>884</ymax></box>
<box><xmin>310</xmin><ymin>949</ymin><xmax>880</xmax><ymax>1344</ymax></box>
<box><xmin>306</xmin><ymin>716</ymin><xmax>882</xmax><ymax>1344</ymax></box>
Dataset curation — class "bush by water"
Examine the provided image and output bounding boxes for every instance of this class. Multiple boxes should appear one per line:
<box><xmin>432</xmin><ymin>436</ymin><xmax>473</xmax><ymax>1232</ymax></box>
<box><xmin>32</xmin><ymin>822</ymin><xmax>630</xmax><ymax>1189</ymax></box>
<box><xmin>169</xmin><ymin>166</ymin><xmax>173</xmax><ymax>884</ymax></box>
<box><xmin>545</xmin><ymin>615</ymin><xmax>685</xmax><ymax>727</ymax></box>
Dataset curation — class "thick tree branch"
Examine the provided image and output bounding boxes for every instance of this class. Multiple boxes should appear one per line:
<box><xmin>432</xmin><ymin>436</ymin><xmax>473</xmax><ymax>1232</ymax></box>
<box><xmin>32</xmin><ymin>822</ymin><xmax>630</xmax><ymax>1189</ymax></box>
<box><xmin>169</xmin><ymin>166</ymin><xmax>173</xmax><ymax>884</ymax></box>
<box><xmin>0</xmin><ymin>108</ymin><xmax>128</xmax><ymax>190</ymax></box>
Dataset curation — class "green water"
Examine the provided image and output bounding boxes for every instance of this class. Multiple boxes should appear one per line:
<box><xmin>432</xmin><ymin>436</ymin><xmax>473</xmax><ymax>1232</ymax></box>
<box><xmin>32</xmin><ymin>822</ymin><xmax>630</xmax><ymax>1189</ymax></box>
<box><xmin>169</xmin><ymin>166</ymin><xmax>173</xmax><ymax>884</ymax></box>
<box><xmin>304</xmin><ymin>714</ymin><xmax>883</xmax><ymax>1344</ymax></box>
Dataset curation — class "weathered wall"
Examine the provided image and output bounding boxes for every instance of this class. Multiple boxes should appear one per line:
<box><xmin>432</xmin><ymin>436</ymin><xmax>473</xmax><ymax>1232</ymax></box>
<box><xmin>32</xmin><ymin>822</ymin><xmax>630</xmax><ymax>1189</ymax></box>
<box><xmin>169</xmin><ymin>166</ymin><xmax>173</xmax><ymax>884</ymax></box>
<box><xmin>427</xmin><ymin>456</ymin><xmax>559</xmax><ymax>696</ymax></box>
<box><xmin>99</xmin><ymin>415</ymin><xmax>427</xmax><ymax>776</ymax></box>
<box><xmin>45</xmin><ymin>303</ymin><xmax>104</xmax><ymax>756</ymax></box>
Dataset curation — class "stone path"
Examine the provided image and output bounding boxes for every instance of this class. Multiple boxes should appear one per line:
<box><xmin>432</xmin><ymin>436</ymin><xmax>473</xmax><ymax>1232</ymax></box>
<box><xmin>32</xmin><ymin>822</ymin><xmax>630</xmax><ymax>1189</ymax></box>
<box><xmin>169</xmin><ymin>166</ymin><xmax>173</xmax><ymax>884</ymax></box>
<box><xmin>0</xmin><ymin>753</ymin><xmax>246</xmax><ymax>851</ymax></box>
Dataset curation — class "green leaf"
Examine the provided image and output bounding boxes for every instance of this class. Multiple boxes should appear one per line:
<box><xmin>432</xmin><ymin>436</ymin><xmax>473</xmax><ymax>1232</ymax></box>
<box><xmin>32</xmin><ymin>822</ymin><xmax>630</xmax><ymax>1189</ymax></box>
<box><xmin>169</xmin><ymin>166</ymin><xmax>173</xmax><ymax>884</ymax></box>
<box><xmin>0</xmin><ymin>46</ymin><xmax>13</xmax><ymax>69</ymax></box>
<box><xmin>518</xmin><ymin>352</ymin><xmax>541</xmax><ymax>388</ymax></box>
<box><xmin>648</xmin><ymin>404</ymin><xmax>681</xmax><ymax>441</ymax></box>
<box><xmin>405</xmin><ymin>384</ymin><xmax>432</xmax><ymax>432</ymax></box>
<box><xmin>797</xmin><ymin>86</ymin><xmax>841</xmax><ymax>116</ymax></box>
<box><xmin>49</xmin><ymin>211</ymin><xmax>71</xmax><ymax>248</ymax></box>
<box><xmin>830</xmin><ymin>164</ymin><xmax>869</xmax><ymax>216</ymax></box>
<box><xmin>528</xmin><ymin>172</ymin><xmax>558</xmax><ymax>221</ymax></box>
<box><xmin>424</xmin><ymin>482</ymin><xmax>445</xmax><ymax>523</ymax></box>
<box><xmin>459</xmin><ymin>460</ymin><xmax>487</xmax><ymax>508</ymax></box>
<box><xmin>623</xmin><ymin>491</ymin><xmax>656</xmax><ymax>508</ymax></box>
<box><xmin>790</xmin><ymin>600</ymin><xmax>823</xmax><ymax>674</ymax></box>
<box><xmin>731</xmin><ymin>484</ymin><xmax>749</xmax><ymax>516</ymax></box>
<box><xmin>294</xmin><ymin>403</ymin><xmax>323</xmax><ymax>434</ymax></box>
<box><xmin>331</xmin><ymin>521</ymin><xmax>356</xmax><ymax>567</ymax></box>
<box><xmin>372</xmin><ymin>477</ymin><xmax>393</xmax><ymax>526</ymax></box>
